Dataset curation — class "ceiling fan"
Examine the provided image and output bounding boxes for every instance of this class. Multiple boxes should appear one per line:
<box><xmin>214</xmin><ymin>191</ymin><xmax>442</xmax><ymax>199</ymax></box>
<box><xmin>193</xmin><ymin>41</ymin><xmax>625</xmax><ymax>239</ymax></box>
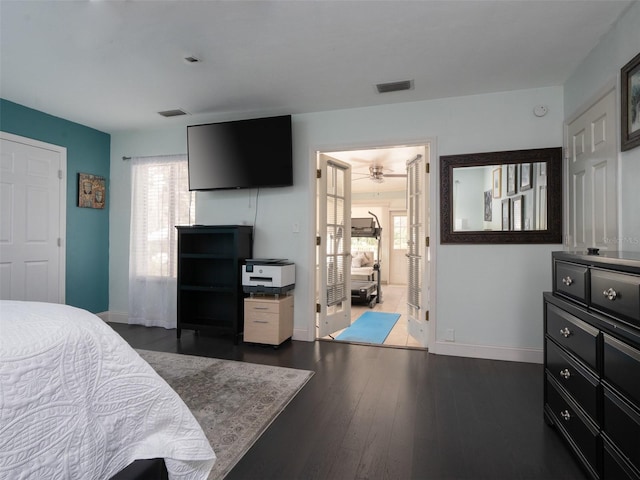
<box><xmin>353</xmin><ymin>164</ymin><xmax>407</xmax><ymax>183</ymax></box>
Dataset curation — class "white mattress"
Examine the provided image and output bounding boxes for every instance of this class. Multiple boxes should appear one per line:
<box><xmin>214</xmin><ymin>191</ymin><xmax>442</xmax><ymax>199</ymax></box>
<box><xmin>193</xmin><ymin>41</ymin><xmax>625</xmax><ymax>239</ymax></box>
<box><xmin>0</xmin><ymin>300</ymin><xmax>215</xmax><ymax>480</ymax></box>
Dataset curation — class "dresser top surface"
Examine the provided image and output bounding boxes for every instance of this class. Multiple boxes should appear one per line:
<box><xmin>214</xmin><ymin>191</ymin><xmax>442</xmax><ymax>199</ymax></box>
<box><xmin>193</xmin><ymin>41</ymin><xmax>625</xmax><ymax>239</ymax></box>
<box><xmin>553</xmin><ymin>250</ymin><xmax>640</xmax><ymax>273</ymax></box>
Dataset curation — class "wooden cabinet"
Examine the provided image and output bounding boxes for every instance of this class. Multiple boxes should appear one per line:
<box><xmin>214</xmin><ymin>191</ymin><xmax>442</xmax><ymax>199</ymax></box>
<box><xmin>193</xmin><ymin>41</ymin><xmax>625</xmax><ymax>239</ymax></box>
<box><xmin>544</xmin><ymin>251</ymin><xmax>640</xmax><ymax>480</ymax></box>
<box><xmin>244</xmin><ymin>295</ymin><xmax>294</xmax><ymax>346</ymax></box>
<box><xmin>176</xmin><ymin>225</ymin><xmax>253</xmax><ymax>343</ymax></box>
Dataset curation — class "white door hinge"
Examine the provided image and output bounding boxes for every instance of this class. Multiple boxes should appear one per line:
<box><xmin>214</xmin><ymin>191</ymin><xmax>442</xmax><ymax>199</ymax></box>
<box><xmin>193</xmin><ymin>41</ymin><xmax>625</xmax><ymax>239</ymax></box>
<box><xmin>58</xmin><ymin>170</ymin><xmax>63</xmax><ymax>179</ymax></box>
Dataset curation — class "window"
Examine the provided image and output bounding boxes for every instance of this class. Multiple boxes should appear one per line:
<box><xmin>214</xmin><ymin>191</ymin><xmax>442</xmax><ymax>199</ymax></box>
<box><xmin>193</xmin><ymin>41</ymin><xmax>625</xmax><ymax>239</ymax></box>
<box><xmin>393</xmin><ymin>214</ymin><xmax>407</xmax><ymax>249</ymax></box>
<box><xmin>130</xmin><ymin>155</ymin><xmax>194</xmax><ymax>278</ymax></box>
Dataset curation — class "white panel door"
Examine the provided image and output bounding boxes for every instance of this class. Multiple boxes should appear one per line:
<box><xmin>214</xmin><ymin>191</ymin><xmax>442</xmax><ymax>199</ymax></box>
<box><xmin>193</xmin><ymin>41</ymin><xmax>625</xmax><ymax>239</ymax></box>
<box><xmin>406</xmin><ymin>153</ymin><xmax>428</xmax><ymax>347</ymax></box>
<box><xmin>566</xmin><ymin>89</ymin><xmax>617</xmax><ymax>250</ymax></box>
<box><xmin>0</xmin><ymin>133</ymin><xmax>65</xmax><ymax>302</ymax></box>
<box><xmin>316</xmin><ymin>154</ymin><xmax>351</xmax><ymax>338</ymax></box>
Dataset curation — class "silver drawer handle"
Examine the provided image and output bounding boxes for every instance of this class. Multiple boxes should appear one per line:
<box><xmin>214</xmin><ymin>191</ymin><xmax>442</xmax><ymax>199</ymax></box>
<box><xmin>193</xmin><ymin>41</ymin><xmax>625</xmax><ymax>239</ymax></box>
<box><xmin>253</xmin><ymin>320</ymin><xmax>269</xmax><ymax>324</ymax></box>
<box><xmin>253</xmin><ymin>307</ymin><xmax>270</xmax><ymax>310</ymax></box>
<box><xmin>560</xmin><ymin>410</ymin><xmax>571</xmax><ymax>421</ymax></box>
<box><xmin>560</xmin><ymin>327</ymin><xmax>572</xmax><ymax>338</ymax></box>
<box><xmin>603</xmin><ymin>287</ymin><xmax>617</xmax><ymax>301</ymax></box>
<box><xmin>562</xmin><ymin>276</ymin><xmax>573</xmax><ymax>286</ymax></box>
<box><xmin>559</xmin><ymin>368</ymin><xmax>571</xmax><ymax>379</ymax></box>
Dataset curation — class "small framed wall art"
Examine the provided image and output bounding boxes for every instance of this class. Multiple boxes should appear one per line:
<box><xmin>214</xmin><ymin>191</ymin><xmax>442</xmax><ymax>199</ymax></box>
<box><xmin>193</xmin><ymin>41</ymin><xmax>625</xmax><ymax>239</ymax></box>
<box><xmin>492</xmin><ymin>167</ymin><xmax>502</xmax><ymax>198</ymax></box>
<box><xmin>506</xmin><ymin>164</ymin><xmax>517</xmax><ymax>196</ymax></box>
<box><xmin>511</xmin><ymin>195</ymin><xmax>523</xmax><ymax>231</ymax></box>
<box><xmin>621</xmin><ymin>51</ymin><xmax>640</xmax><ymax>151</ymax></box>
<box><xmin>484</xmin><ymin>190</ymin><xmax>492</xmax><ymax>221</ymax></box>
<box><xmin>520</xmin><ymin>163</ymin><xmax>532</xmax><ymax>191</ymax></box>
<box><xmin>501</xmin><ymin>199</ymin><xmax>510</xmax><ymax>231</ymax></box>
<box><xmin>78</xmin><ymin>173</ymin><xmax>106</xmax><ymax>209</ymax></box>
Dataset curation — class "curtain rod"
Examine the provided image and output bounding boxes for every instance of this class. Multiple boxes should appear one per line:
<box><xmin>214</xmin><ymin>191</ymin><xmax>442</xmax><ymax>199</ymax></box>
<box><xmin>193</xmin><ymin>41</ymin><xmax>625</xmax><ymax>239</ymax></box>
<box><xmin>122</xmin><ymin>153</ymin><xmax>185</xmax><ymax>161</ymax></box>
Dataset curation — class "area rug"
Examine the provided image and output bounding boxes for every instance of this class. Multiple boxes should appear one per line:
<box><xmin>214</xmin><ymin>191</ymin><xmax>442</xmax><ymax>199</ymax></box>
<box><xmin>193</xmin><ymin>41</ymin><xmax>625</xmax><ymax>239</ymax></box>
<box><xmin>335</xmin><ymin>311</ymin><xmax>401</xmax><ymax>344</ymax></box>
<box><xmin>136</xmin><ymin>349</ymin><xmax>314</xmax><ymax>479</ymax></box>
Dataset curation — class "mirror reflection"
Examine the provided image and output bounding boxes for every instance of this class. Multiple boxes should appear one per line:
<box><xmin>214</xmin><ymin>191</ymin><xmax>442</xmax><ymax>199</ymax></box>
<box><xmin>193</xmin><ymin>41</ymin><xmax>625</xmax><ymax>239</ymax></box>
<box><xmin>452</xmin><ymin>162</ymin><xmax>548</xmax><ymax>232</ymax></box>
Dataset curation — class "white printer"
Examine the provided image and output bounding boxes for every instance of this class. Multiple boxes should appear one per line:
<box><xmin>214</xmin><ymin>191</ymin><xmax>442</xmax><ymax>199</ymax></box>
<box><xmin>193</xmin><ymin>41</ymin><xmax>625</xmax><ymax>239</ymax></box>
<box><xmin>242</xmin><ymin>259</ymin><xmax>295</xmax><ymax>295</ymax></box>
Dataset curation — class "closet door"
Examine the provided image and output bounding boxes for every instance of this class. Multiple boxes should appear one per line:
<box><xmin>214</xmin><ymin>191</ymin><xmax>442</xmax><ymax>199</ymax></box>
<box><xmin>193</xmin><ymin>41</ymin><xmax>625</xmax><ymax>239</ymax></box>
<box><xmin>566</xmin><ymin>89</ymin><xmax>617</xmax><ymax>250</ymax></box>
<box><xmin>0</xmin><ymin>132</ymin><xmax>66</xmax><ymax>302</ymax></box>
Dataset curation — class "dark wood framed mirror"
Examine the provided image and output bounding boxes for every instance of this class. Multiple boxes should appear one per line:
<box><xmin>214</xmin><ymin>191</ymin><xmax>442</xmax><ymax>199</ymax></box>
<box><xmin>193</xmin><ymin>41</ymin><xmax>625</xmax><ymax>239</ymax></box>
<box><xmin>440</xmin><ymin>147</ymin><xmax>562</xmax><ymax>244</ymax></box>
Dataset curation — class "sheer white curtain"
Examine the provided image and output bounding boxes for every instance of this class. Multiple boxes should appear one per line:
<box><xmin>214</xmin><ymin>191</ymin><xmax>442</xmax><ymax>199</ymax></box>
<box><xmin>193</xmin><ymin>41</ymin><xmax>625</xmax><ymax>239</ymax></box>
<box><xmin>129</xmin><ymin>154</ymin><xmax>194</xmax><ymax>328</ymax></box>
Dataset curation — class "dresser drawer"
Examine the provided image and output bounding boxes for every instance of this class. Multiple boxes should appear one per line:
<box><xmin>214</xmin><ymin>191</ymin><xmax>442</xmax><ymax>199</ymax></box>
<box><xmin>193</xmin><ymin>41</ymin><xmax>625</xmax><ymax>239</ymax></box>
<box><xmin>591</xmin><ymin>269</ymin><xmax>640</xmax><ymax>327</ymax></box>
<box><xmin>603</xmin><ymin>438</ymin><xmax>640</xmax><ymax>480</ymax></box>
<box><xmin>244</xmin><ymin>311</ymin><xmax>280</xmax><ymax>343</ymax></box>
<box><xmin>546</xmin><ymin>376</ymin><xmax>599</xmax><ymax>474</ymax></box>
<box><xmin>603</xmin><ymin>333</ymin><xmax>640</xmax><ymax>404</ymax></box>
<box><xmin>546</xmin><ymin>303</ymin><xmax>599</xmax><ymax>371</ymax></box>
<box><xmin>555</xmin><ymin>261</ymin><xmax>588</xmax><ymax>304</ymax></box>
<box><xmin>244</xmin><ymin>299</ymin><xmax>281</xmax><ymax>314</ymax></box>
<box><xmin>545</xmin><ymin>339</ymin><xmax>599</xmax><ymax>421</ymax></box>
<box><xmin>603</xmin><ymin>386</ymin><xmax>640</xmax><ymax>474</ymax></box>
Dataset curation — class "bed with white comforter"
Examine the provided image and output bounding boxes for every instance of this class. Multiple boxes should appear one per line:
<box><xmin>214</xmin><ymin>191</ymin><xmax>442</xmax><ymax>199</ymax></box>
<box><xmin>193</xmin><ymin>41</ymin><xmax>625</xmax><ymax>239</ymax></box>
<box><xmin>0</xmin><ymin>300</ymin><xmax>215</xmax><ymax>480</ymax></box>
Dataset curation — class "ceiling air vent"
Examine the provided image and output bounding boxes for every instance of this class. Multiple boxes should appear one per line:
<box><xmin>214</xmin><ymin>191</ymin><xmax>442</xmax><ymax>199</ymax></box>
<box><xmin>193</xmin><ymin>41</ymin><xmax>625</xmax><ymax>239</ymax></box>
<box><xmin>376</xmin><ymin>80</ymin><xmax>413</xmax><ymax>94</ymax></box>
<box><xmin>158</xmin><ymin>109</ymin><xmax>189</xmax><ymax>118</ymax></box>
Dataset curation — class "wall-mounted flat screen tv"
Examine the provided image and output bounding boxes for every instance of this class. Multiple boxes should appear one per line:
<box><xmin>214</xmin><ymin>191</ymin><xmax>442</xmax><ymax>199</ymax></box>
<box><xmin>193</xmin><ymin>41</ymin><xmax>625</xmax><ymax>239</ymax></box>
<box><xmin>187</xmin><ymin>114</ymin><xmax>293</xmax><ymax>191</ymax></box>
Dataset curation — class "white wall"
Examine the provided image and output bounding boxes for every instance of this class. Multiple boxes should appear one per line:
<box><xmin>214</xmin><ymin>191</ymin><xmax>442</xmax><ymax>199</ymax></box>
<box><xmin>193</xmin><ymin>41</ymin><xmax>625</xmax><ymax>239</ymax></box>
<box><xmin>564</xmin><ymin>1</ymin><xmax>640</xmax><ymax>252</ymax></box>
<box><xmin>110</xmin><ymin>85</ymin><xmax>563</xmax><ymax>362</ymax></box>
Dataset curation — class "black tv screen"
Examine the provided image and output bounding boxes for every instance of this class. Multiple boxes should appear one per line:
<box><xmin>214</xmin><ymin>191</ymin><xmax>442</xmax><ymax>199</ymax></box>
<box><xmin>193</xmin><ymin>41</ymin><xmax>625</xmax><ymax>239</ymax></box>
<box><xmin>187</xmin><ymin>115</ymin><xmax>293</xmax><ymax>191</ymax></box>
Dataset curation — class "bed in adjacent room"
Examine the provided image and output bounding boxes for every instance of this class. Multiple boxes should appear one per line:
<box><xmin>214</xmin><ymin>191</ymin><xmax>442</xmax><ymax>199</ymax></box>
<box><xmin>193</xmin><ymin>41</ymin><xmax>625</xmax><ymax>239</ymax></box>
<box><xmin>0</xmin><ymin>300</ymin><xmax>216</xmax><ymax>480</ymax></box>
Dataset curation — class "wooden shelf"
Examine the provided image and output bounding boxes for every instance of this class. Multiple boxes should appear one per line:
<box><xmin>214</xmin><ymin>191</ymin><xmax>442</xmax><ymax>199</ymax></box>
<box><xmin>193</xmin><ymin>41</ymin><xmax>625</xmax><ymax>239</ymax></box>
<box><xmin>176</xmin><ymin>225</ymin><xmax>253</xmax><ymax>344</ymax></box>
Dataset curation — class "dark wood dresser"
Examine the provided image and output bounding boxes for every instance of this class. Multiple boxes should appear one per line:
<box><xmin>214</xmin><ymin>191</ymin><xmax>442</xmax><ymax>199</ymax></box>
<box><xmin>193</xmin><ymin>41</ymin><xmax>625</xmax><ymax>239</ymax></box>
<box><xmin>544</xmin><ymin>251</ymin><xmax>640</xmax><ymax>479</ymax></box>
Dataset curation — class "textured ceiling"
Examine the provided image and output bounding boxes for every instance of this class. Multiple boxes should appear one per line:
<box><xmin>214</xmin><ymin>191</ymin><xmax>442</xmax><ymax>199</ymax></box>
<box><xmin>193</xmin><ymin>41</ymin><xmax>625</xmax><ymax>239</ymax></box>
<box><xmin>0</xmin><ymin>0</ymin><xmax>633</xmax><ymax>134</ymax></box>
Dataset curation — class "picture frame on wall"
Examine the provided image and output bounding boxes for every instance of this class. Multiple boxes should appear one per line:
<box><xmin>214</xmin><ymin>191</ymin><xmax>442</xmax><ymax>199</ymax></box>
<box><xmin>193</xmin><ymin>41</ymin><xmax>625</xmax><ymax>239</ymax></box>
<box><xmin>520</xmin><ymin>163</ymin><xmax>532</xmax><ymax>191</ymax></box>
<box><xmin>501</xmin><ymin>199</ymin><xmax>510</xmax><ymax>231</ymax></box>
<box><xmin>492</xmin><ymin>167</ymin><xmax>502</xmax><ymax>198</ymax></box>
<box><xmin>506</xmin><ymin>164</ymin><xmax>517</xmax><ymax>196</ymax></box>
<box><xmin>621</xmin><ymin>51</ymin><xmax>640</xmax><ymax>151</ymax></box>
<box><xmin>511</xmin><ymin>195</ymin><xmax>523</xmax><ymax>231</ymax></box>
<box><xmin>78</xmin><ymin>173</ymin><xmax>106</xmax><ymax>209</ymax></box>
<box><xmin>484</xmin><ymin>190</ymin><xmax>492</xmax><ymax>221</ymax></box>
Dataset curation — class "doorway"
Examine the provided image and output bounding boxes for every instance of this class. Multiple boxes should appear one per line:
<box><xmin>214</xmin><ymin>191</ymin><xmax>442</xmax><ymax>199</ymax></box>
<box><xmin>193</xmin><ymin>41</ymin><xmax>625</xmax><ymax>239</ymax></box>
<box><xmin>314</xmin><ymin>142</ymin><xmax>431</xmax><ymax>349</ymax></box>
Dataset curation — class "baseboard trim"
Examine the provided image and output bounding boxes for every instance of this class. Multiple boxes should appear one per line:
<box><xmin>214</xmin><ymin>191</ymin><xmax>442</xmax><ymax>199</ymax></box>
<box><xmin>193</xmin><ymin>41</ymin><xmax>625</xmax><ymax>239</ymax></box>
<box><xmin>98</xmin><ymin>311</ymin><xmax>129</xmax><ymax>324</ymax></box>
<box><xmin>430</xmin><ymin>340</ymin><xmax>543</xmax><ymax>364</ymax></box>
<box><xmin>293</xmin><ymin>328</ymin><xmax>313</xmax><ymax>342</ymax></box>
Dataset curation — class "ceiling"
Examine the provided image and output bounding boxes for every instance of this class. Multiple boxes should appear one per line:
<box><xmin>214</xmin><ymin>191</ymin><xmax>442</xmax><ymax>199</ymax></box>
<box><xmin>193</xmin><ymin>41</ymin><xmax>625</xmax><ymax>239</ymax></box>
<box><xmin>0</xmin><ymin>0</ymin><xmax>634</xmax><ymax>136</ymax></box>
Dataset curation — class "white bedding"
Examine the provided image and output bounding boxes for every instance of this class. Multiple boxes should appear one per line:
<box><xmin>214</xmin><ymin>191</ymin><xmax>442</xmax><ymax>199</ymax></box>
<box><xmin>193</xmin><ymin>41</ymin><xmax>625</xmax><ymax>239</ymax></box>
<box><xmin>0</xmin><ymin>300</ymin><xmax>215</xmax><ymax>480</ymax></box>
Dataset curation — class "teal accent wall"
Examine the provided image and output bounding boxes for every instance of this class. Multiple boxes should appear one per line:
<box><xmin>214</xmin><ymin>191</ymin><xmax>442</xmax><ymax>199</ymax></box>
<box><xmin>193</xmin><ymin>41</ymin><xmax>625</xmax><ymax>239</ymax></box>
<box><xmin>1</xmin><ymin>99</ymin><xmax>110</xmax><ymax>313</ymax></box>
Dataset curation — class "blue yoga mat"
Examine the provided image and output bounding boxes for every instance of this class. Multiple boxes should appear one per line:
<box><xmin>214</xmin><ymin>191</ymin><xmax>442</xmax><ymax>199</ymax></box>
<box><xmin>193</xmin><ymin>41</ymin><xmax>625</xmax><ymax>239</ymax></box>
<box><xmin>335</xmin><ymin>311</ymin><xmax>400</xmax><ymax>344</ymax></box>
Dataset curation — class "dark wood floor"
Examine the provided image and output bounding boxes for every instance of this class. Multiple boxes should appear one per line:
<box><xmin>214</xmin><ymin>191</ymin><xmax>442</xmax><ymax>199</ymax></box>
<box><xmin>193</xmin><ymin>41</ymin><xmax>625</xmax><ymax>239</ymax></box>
<box><xmin>109</xmin><ymin>323</ymin><xmax>587</xmax><ymax>480</ymax></box>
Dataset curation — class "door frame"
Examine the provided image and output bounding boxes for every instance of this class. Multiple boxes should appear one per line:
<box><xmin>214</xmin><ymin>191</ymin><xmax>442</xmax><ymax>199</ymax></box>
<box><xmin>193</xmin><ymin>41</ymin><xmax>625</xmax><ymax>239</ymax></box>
<box><xmin>307</xmin><ymin>137</ymin><xmax>437</xmax><ymax>351</ymax></box>
<box><xmin>0</xmin><ymin>131</ymin><xmax>67</xmax><ymax>303</ymax></box>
